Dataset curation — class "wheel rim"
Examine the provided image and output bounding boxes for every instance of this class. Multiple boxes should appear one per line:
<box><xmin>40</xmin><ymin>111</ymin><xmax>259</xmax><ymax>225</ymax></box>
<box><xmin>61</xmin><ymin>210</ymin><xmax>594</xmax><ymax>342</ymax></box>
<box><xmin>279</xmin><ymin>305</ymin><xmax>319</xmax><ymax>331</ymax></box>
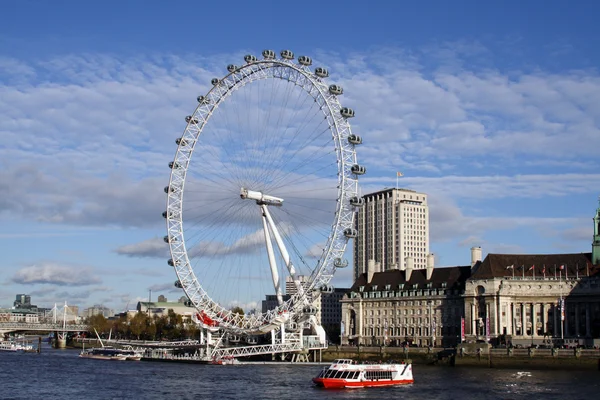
<box><xmin>165</xmin><ymin>53</ymin><xmax>361</xmax><ymax>333</ymax></box>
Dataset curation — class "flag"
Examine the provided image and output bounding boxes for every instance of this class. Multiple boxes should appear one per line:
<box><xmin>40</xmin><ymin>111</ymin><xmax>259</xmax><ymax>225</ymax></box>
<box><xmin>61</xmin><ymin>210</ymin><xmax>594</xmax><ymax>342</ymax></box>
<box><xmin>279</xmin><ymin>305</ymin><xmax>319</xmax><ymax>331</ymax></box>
<box><xmin>559</xmin><ymin>264</ymin><xmax>564</xmax><ymax>270</ymax></box>
<box><xmin>397</xmin><ymin>171</ymin><xmax>403</xmax><ymax>177</ymax></box>
<box><xmin>506</xmin><ymin>265</ymin><xmax>514</xmax><ymax>270</ymax></box>
<box><xmin>528</xmin><ymin>265</ymin><xmax>534</xmax><ymax>271</ymax></box>
<box><xmin>541</xmin><ymin>265</ymin><xmax>546</xmax><ymax>274</ymax></box>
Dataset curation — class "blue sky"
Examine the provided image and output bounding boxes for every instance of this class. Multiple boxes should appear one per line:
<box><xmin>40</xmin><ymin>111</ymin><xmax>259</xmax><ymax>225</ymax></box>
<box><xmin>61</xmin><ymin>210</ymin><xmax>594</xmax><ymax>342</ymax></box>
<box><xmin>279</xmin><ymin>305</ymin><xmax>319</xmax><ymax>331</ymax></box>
<box><xmin>1</xmin><ymin>0</ymin><xmax>599</xmax><ymax>312</ymax></box>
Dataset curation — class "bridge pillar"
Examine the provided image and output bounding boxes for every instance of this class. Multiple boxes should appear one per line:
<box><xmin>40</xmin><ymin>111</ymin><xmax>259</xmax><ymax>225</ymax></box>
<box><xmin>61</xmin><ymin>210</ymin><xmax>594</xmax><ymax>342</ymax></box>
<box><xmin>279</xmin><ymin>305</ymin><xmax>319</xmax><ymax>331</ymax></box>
<box><xmin>55</xmin><ymin>331</ymin><xmax>67</xmax><ymax>349</ymax></box>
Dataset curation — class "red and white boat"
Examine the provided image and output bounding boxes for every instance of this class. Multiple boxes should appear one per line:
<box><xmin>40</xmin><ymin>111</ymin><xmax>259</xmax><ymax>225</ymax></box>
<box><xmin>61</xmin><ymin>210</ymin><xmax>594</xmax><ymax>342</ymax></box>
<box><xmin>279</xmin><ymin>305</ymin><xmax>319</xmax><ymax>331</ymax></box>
<box><xmin>313</xmin><ymin>359</ymin><xmax>413</xmax><ymax>389</ymax></box>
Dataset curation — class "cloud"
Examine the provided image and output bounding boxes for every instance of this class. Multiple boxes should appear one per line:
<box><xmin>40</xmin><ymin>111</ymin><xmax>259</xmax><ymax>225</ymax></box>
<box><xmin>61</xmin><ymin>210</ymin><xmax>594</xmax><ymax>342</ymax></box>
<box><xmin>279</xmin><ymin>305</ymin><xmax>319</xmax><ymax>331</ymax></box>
<box><xmin>115</xmin><ymin>237</ymin><xmax>168</xmax><ymax>258</ymax></box>
<box><xmin>11</xmin><ymin>262</ymin><xmax>101</xmax><ymax>286</ymax></box>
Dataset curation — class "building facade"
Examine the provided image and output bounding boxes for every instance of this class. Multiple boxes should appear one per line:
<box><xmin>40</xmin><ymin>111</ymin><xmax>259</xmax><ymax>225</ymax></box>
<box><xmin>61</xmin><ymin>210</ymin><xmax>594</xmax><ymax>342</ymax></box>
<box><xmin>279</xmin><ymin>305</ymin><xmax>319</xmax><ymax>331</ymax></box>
<box><xmin>465</xmin><ymin>253</ymin><xmax>600</xmax><ymax>347</ymax></box>
<box><xmin>341</xmin><ymin>264</ymin><xmax>470</xmax><ymax>347</ymax></box>
<box><xmin>353</xmin><ymin>188</ymin><xmax>430</xmax><ymax>281</ymax></box>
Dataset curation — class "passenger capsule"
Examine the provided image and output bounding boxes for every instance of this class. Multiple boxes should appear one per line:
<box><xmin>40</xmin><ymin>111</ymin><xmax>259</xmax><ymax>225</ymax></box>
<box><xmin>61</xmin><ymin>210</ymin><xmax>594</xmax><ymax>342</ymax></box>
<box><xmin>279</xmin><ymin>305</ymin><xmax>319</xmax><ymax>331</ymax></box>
<box><xmin>320</xmin><ymin>284</ymin><xmax>334</xmax><ymax>293</ymax></box>
<box><xmin>350</xmin><ymin>164</ymin><xmax>366</xmax><ymax>175</ymax></box>
<box><xmin>175</xmin><ymin>137</ymin><xmax>188</xmax><ymax>146</ymax></box>
<box><xmin>174</xmin><ymin>279</ymin><xmax>183</xmax><ymax>288</ymax></box>
<box><xmin>164</xmin><ymin>185</ymin><xmax>178</xmax><ymax>194</ymax></box>
<box><xmin>298</xmin><ymin>55</ymin><xmax>312</xmax><ymax>66</ymax></box>
<box><xmin>315</xmin><ymin>67</ymin><xmax>329</xmax><ymax>78</ymax></box>
<box><xmin>211</xmin><ymin>78</ymin><xmax>220</xmax><ymax>86</ymax></box>
<box><xmin>348</xmin><ymin>134</ymin><xmax>362</xmax><ymax>145</ymax></box>
<box><xmin>185</xmin><ymin>115</ymin><xmax>198</xmax><ymax>124</ymax></box>
<box><xmin>334</xmin><ymin>258</ymin><xmax>349</xmax><ymax>268</ymax></box>
<box><xmin>328</xmin><ymin>84</ymin><xmax>343</xmax><ymax>95</ymax></box>
<box><xmin>162</xmin><ymin>211</ymin><xmax>170</xmax><ymax>219</ymax></box>
<box><xmin>262</xmin><ymin>49</ymin><xmax>275</xmax><ymax>59</ymax></box>
<box><xmin>168</xmin><ymin>259</ymin><xmax>180</xmax><ymax>267</ymax></box>
<box><xmin>168</xmin><ymin>161</ymin><xmax>180</xmax><ymax>169</ymax></box>
<box><xmin>197</xmin><ymin>95</ymin><xmax>210</xmax><ymax>104</ymax></box>
<box><xmin>184</xmin><ymin>300</ymin><xmax>193</xmax><ymax>307</ymax></box>
<box><xmin>349</xmin><ymin>196</ymin><xmax>365</xmax><ymax>207</ymax></box>
<box><xmin>280</xmin><ymin>49</ymin><xmax>294</xmax><ymax>60</ymax></box>
<box><xmin>302</xmin><ymin>305</ymin><xmax>318</xmax><ymax>315</ymax></box>
<box><xmin>227</xmin><ymin>64</ymin><xmax>238</xmax><ymax>73</ymax></box>
<box><xmin>244</xmin><ymin>54</ymin><xmax>257</xmax><ymax>63</ymax></box>
<box><xmin>163</xmin><ymin>235</ymin><xmax>171</xmax><ymax>243</ymax></box>
<box><xmin>340</xmin><ymin>107</ymin><xmax>355</xmax><ymax>118</ymax></box>
<box><xmin>344</xmin><ymin>228</ymin><xmax>358</xmax><ymax>238</ymax></box>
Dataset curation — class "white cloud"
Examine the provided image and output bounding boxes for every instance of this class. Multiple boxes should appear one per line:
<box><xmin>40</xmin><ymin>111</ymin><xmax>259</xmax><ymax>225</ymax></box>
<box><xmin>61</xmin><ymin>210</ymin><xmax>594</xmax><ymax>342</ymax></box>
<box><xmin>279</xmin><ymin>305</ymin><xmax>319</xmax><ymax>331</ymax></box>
<box><xmin>11</xmin><ymin>262</ymin><xmax>101</xmax><ymax>286</ymax></box>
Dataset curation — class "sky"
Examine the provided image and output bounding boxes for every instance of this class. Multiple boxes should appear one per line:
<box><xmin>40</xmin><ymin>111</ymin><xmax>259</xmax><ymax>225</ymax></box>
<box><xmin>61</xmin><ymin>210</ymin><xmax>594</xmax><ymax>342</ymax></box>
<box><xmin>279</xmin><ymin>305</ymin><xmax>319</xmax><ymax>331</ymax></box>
<box><xmin>1</xmin><ymin>0</ymin><xmax>599</xmax><ymax>313</ymax></box>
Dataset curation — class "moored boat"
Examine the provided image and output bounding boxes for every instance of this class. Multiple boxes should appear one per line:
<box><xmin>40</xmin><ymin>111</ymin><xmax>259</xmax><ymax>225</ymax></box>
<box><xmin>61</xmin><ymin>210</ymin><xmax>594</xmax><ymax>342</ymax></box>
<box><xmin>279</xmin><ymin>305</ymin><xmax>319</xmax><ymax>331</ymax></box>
<box><xmin>79</xmin><ymin>346</ymin><xmax>142</xmax><ymax>361</ymax></box>
<box><xmin>312</xmin><ymin>359</ymin><xmax>413</xmax><ymax>389</ymax></box>
<box><xmin>0</xmin><ymin>342</ymin><xmax>19</xmax><ymax>352</ymax></box>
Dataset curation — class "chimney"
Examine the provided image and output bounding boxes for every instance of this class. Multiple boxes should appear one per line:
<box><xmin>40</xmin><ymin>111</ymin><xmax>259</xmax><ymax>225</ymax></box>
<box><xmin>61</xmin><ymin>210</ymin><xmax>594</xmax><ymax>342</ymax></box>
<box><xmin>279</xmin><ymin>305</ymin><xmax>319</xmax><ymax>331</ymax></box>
<box><xmin>367</xmin><ymin>259</ymin><xmax>375</xmax><ymax>283</ymax></box>
<box><xmin>471</xmin><ymin>246</ymin><xmax>482</xmax><ymax>268</ymax></box>
<box><xmin>405</xmin><ymin>257</ymin><xmax>414</xmax><ymax>281</ymax></box>
<box><xmin>426</xmin><ymin>253</ymin><xmax>435</xmax><ymax>280</ymax></box>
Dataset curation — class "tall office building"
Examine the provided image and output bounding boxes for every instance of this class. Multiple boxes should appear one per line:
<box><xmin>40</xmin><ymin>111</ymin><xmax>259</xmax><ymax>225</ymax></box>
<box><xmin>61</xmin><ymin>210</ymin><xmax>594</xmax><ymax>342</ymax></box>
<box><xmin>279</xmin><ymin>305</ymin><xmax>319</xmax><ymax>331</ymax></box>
<box><xmin>354</xmin><ymin>188</ymin><xmax>430</xmax><ymax>280</ymax></box>
<box><xmin>285</xmin><ymin>275</ymin><xmax>309</xmax><ymax>295</ymax></box>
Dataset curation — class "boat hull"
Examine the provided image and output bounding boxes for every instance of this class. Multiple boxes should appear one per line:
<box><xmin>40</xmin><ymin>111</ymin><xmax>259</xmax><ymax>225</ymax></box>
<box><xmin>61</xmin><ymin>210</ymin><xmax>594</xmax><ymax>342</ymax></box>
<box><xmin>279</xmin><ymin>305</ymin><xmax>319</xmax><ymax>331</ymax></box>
<box><xmin>313</xmin><ymin>377</ymin><xmax>413</xmax><ymax>389</ymax></box>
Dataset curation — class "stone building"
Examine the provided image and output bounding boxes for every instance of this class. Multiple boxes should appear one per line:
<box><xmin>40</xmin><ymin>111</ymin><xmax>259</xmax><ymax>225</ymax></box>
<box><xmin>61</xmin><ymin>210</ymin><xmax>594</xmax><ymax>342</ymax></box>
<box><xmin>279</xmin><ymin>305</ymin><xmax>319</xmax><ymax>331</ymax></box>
<box><xmin>340</xmin><ymin>257</ymin><xmax>471</xmax><ymax>347</ymax></box>
<box><xmin>341</xmin><ymin>198</ymin><xmax>600</xmax><ymax>348</ymax></box>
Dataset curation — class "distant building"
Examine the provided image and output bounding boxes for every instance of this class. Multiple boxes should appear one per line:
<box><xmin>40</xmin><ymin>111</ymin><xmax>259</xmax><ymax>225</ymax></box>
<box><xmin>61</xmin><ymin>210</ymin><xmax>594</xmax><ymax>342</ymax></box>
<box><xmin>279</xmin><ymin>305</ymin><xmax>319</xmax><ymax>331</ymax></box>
<box><xmin>136</xmin><ymin>301</ymin><xmax>196</xmax><ymax>320</ymax></box>
<box><xmin>13</xmin><ymin>294</ymin><xmax>37</xmax><ymax>311</ymax></box>
<box><xmin>261</xmin><ymin>294</ymin><xmax>291</xmax><ymax>314</ymax></box>
<box><xmin>83</xmin><ymin>305</ymin><xmax>114</xmax><ymax>319</ymax></box>
<box><xmin>354</xmin><ymin>188</ymin><xmax>431</xmax><ymax>281</ymax></box>
<box><xmin>158</xmin><ymin>295</ymin><xmax>167</xmax><ymax>302</ymax></box>
<box><xmin>317</xmin><ymin>288</ymin><xmax>349</xmax><ymax>343</ymax></box>
<box><xmin>285</xmin><ymin>275</ymin><xmax>309</xmax><ymax>295</ymax></box>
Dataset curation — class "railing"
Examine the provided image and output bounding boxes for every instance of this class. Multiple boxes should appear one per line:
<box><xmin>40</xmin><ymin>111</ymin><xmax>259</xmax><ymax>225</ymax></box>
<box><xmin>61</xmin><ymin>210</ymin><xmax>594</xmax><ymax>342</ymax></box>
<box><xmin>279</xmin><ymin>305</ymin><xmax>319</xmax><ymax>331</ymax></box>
<box><xmin>0</xmin><ymin>322</ymin><xmax>88</xmax><ymax>332</ymax></box>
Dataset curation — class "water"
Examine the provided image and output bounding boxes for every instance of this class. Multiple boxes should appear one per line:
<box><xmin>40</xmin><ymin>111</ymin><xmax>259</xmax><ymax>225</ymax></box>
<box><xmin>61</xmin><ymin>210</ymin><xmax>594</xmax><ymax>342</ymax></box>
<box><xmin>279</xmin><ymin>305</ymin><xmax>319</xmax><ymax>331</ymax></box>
<box><xmin>1</xmin><ymin>345</ymin><xmax>598</xmax><ymax>400</ymax></box>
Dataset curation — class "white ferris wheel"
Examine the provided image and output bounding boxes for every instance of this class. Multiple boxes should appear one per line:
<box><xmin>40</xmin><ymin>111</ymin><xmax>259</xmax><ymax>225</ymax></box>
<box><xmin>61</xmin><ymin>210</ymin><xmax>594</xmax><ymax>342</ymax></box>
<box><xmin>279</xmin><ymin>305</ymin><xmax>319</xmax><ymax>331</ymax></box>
<box><xmin>164</xmin><ymin>49</ymin><xmax>365</xmax><ymax>339</ymax></box>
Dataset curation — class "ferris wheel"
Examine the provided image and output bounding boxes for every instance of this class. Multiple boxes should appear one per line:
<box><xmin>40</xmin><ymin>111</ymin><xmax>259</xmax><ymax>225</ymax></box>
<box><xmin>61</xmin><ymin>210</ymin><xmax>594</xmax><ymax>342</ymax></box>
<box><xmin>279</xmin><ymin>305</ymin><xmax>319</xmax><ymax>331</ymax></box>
<box><xmin>164</xmin><ymin>49</ymin><xmax>365</xmax><ymax>336</ymax></box>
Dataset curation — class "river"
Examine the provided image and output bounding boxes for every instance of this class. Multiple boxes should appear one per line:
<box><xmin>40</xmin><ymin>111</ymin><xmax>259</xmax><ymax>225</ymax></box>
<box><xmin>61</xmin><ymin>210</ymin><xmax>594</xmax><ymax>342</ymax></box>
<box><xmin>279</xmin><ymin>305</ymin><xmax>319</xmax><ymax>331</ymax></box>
<box><xmin>1</xmin><ymin>343</ymin><xmax>598</xmax><ymax>399</ymax></box>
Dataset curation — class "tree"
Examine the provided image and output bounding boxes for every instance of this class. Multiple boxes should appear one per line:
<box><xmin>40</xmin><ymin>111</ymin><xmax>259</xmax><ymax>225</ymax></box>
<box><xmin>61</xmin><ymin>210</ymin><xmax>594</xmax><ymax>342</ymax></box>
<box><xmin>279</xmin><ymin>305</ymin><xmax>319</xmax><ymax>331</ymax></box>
<box><xmin>230</xmin><ymin>306</ymin><xmax>244</xmax><ymax>316</ymax></box>
<box><xmin>86</xmin><ymin>314</ymin><xmax>109</xmax><ymax>337</ymax></box>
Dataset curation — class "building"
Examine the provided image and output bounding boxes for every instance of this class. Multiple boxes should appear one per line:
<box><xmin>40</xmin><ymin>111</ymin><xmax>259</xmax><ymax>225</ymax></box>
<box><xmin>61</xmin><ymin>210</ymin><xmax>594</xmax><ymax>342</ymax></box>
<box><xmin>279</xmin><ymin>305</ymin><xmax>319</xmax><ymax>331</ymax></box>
<box><xmin>285</xmin><ymin>275</ymin><xmax>309</xmax><ymax>295</ymax></box>
<box><xmin>319</xmin><ymin>288</ymin><xmax>348</xmax><ymax>343</ymax></box>
<box><xmin>341</xmin><ymin>259</ymin><xmax>470</xmax><ymax>347</ymax></box>
<box><xmin>341</xmin><ymin>198</ymin><xmax>600</xmax><ymax>348</ymax></box>
<box><xmin>136</xmin><ymin>301</ymin><xmax>196</xmax><ymax>319</ymax></box>
<box><xmin>354</xmin><ymin>188</ymin><xmax>430</xmax><ymax>281</ymax></box>
<box><xmin>261</xmin><ymin>294</ymin><xmax>291</xmax><ymax>314</ymax></box>
<box><xmin>465</xmin><ymin>253</ymin><xmax>600</xmax><ymax>347</ymax></box>
<box><xmin>83</xmin><ymin>305</ymin><xmax>114</xmax><ymax>319</ymax></box>
<box><xmin>13</xmin><ymin>294</ymin><xmax>37</xmax><ymax>311</ymax></box>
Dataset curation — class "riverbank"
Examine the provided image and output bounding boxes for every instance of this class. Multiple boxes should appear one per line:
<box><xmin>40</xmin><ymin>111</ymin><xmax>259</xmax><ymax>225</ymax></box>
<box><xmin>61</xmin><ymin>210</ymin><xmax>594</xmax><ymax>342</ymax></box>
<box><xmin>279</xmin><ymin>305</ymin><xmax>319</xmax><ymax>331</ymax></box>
<box><xmin>323</xmin><ymin>345</ymin><xmax>600</xmax><ymax>370</ymax></box>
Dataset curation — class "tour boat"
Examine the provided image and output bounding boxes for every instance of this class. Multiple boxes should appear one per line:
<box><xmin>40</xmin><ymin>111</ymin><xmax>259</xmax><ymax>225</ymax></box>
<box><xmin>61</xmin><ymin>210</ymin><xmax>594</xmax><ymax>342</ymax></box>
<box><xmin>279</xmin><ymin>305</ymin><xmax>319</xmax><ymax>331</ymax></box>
<box><xmin>313</xmin><ymin>359</ymin><xmax>413</xmax><ymax>389</ymax></box>
<box><xmin>79</xmin><ymin>346</ymin><xmax>142</xmax><ymax>361</ymax></box>
<box><xmin>0</xmin><ymin>342</ymin><xmax>19</xmax><ymax>352</ymax></box>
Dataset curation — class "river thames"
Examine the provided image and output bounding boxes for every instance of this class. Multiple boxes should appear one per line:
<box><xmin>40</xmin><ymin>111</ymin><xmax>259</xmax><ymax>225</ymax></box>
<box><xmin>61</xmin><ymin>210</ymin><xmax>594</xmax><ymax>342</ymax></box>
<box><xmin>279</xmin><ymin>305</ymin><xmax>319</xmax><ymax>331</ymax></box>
<box><xmin>1</xmin><ymin>345</ymin><xmax>598</xmax><ymax>400</ymax></box>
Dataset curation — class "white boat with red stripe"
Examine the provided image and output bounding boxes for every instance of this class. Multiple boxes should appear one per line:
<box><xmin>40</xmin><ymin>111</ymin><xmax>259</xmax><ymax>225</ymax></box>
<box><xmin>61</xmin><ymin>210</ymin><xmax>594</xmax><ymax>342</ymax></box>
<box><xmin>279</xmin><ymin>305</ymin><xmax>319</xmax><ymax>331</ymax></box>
<box><xmin>313</xmin><ymin>359</ymin><xmax>413</xmax><ymax>389</ymax></box>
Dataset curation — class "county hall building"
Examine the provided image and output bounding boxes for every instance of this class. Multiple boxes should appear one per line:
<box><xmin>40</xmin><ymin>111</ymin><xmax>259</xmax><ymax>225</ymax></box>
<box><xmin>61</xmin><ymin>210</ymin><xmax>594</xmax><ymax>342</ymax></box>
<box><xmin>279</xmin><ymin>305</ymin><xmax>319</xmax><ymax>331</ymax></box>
<box><xmin>340</xmin><ymin>197</ymin><xmax>600</xmax><ymax>348</ymax></box>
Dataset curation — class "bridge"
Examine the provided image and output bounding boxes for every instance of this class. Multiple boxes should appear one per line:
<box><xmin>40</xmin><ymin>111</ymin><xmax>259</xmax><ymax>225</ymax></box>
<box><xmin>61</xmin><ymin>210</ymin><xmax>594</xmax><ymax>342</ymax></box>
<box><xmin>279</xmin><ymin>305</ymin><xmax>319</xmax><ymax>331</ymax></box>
<box><xmin>0</xmin><ymin>322</ymin><xmax>89</xmax><ymax>334</ymax></box>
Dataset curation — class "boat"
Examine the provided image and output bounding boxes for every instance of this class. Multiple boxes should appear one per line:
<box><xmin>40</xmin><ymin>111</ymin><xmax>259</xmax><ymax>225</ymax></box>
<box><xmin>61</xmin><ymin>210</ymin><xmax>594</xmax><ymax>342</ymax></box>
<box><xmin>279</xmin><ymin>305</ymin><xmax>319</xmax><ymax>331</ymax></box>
<box><xmin>79</xmin><ymin>329</ymin><xmax>142</xmax><ymax>361</ymax></box>
<box><xmin>209</xmin><ymin>355</ymin><xmax>241</xmax><ymax>365</ymax></box>
<box><xmin>0</xmin><ymin>342</ymin><xmax>19</xmax><ymax>352</ymax></box>
<box><xmin>312</xmin><ymin>359</ymin><xmax>414</xmax><ymax>389</ymax></box>
<box><xmin>0</xmin><ymin>341</ymin><xmax>35</xmax><ymax>352</ymax></box>
<box><xmin>79</xmin><ymin>346</ymin><xmax>142</xmax><ymax>361</ymax></box>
